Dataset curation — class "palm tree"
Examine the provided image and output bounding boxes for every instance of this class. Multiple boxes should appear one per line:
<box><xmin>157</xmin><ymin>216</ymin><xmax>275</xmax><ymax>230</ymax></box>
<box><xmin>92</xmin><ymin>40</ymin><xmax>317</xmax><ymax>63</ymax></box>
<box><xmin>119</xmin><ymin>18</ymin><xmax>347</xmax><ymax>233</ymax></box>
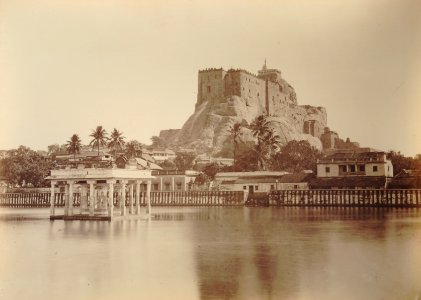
<box><xmin>228</xmin><ymin>122</ymin><xmax>242</xmax><ymax>167</ymax></box>
<box><xmin>260</xmin><ymin>129</ymin><xmax>281</xmax><ymax>169</ymax></box>
<box><xmin>89</xmin><ymin>126</ymin><xmax>108</xmax><ymax>157</ymax></box>
<box><xmin>250</xmin><ymin>115</ymin><xmax>271</xmax><ymax>144</ymax></box>
<box><xmin>249</xmin><ymin>115</ymin><xmax>280</xmax><ymax>170</ymax></box>
<box><xmin>125</xmin><ymin>140</ymin><xmax>142</xmax><ymax>158</ymax></box>
<box><xmin>108</xmin><ymin>128</ymin><xmax>125</xmax><ymax>157</ymax></box>
<box><xmin>262</xmin><ymin>129</ymin><xmax>281</xmax><ymax>156</ymax></box>
<box><xmin>66</xmin><ymin>134</ymin><xmax>82</xmax><ymax>160</ymax></box>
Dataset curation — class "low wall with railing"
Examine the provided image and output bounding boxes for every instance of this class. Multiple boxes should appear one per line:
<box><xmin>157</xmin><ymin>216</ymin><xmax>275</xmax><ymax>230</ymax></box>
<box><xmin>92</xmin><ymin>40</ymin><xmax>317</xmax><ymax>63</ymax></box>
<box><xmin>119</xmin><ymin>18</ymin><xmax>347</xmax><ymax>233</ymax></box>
<box><xmin>0</xmin><ymin>191</ymin><xmax>246</xmax><ymax>207</ymax></box>
<box><xmin>269</xmin><ymin>189</ymin><xmax>421</xmax><ymax>207</ymax></box>
<box><xmin>2</xmin><ymin>190</ymin><xmax>421</xmax><ymax>208</ymax></box>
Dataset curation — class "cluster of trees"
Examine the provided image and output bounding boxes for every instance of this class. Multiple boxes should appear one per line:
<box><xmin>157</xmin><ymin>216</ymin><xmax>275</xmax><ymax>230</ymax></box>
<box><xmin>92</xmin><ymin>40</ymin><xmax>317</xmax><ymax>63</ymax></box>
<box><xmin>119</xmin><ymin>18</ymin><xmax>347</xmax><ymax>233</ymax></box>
<box><xmin>0</xmin><ymin>126</ymin><xmax>145</xmax><ymax>188</ymax></box>
<box><xmin>49</xmin><ymin>126</ymin><xmax>145</xmax><ymax>160</ymax></box>
<box><xmin>2</xmin><ymin>119</ymin><xmax>421</xmax><ymax>188</ymax></box>
<box><xmin>387</xmin><ymin>151</ymin><xmax>421</xmax><ymax>175</ymax></box>
<box><xmin>0</xmin><ymin>146</ymin><xmax>53</xmax><ymax>187</ymax></box>
<box><xmin>228</xmin><ymin>115</ymin><xmax>322</xmax><ymax>172</ymax></box>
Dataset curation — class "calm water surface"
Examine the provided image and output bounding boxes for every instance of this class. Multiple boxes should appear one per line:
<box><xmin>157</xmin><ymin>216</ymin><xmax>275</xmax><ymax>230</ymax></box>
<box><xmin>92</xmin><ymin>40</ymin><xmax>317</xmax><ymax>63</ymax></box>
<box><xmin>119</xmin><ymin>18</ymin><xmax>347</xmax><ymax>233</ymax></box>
<box><xmin>0</xmin><ymin>207</ymin><xmax>421</xmax><ymax>300</ymax></box>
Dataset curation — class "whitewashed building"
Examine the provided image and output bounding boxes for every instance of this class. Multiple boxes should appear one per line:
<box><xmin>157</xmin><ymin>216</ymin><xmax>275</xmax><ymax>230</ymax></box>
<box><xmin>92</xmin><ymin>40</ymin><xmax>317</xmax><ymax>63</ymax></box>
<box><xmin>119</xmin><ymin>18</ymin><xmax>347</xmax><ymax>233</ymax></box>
<box><xmin>215</xmin><ymin>171</ymin><xmax>312</xmax><ymax>193</ymax></box>
<box><xmin>312</xmin><ymin>151</ymin><xmax>393</xmax><ymax>189</ymax></box>
<box><xmin>150</xmin><ymin>170</ymin><xmax>200</xmax><ymax>191</ymax></box>
<box><xmin>150</xmin><ymin>149</ymin><xmax>176</xmax><ymax>162</ymax></box>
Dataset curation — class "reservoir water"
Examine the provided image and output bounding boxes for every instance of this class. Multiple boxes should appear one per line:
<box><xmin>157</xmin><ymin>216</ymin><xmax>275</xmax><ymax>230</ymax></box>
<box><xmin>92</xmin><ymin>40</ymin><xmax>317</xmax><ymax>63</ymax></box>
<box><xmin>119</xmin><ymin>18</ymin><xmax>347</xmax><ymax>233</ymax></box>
<box><xmin>0</xmin><ymin>207</ymin><xmax>420</xmax><ymax>300</ymax></box>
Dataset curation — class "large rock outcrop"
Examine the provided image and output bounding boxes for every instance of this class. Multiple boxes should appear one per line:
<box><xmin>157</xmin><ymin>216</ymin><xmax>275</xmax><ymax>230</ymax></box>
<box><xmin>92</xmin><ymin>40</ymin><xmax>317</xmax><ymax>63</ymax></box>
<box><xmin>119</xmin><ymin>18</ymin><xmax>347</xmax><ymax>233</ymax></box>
<box><xmin>159</xmin><ymin>64</ymin><xmax>328</xmax><ymax>155</ymax></box>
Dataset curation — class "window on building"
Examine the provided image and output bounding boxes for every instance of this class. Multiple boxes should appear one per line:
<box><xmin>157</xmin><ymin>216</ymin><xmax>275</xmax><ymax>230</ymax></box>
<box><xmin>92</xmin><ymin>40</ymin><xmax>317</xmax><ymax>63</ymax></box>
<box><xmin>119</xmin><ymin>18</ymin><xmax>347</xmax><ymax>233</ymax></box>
<box><xmin>358</xmin><ymin>165</ymin><xmax>365</xmax><ymax>172</ymax></box>
<box><xmin>153</xmin><ymin>184</ymin><xmax>159</xmax><ymax>191</ymax></box>
<box><xmin>325</xmin><ymin>166</ymin><xmax>330</xmax><ymax>173</ymax></box>
<box><xmin>339</xmin><ymin>165</ymin><xmax>347</xmax><ymax>172</ymax></box>
<box><xmin>255</xmin><ymin>186</ymin><xmax>259</xmax><ymax>191</ymax></box>
<box><xmin>165</xmin><ymin>183</ymin><xmax>170</xmax><ymax>191</ymax></box>
<box><xmin>176</xmin><ymin>183</ymin><xmax>182</xmax><ymax>190</ymax></box>
<box><xmin>349</xmin><ymin>165</ymin><xmax>356</xmax><ymax>172</ymax></box>
<box><xmin>294</xmin><ymin>185</ymin><xmax>298</xmax><ymax>189</ymax></box>
<box><xmin>243</xmin><ymin>186</ymin><xmax>247</xmax><ymax>190</ymax></box>
<box><xmin>373</xmin><ymin>166</ymin><xmax>378</xmax><ymax>172</ymax></box>
<box><xmin>271</xmin><ymin>185</ymin><xmax>275</xmax><ymax>190</ymax></box>
<box><xmin>207</xmin><ymin>86</ymin><xmax>211</xmax><ymax>93</ymax></box>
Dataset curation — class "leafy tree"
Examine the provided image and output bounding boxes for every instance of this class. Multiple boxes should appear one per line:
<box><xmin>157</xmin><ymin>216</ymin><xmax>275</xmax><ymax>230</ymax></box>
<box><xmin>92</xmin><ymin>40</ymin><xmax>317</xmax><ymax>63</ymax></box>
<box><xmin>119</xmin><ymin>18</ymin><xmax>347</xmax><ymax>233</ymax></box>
<box><xmin>66</xmin><ymin>134</ymin><xmax>82</xmax><ymax>160</ymax></box>
<box><xmin>47</xmin><ymin>144</ymin><xmax>60</xmax><ymax>155</ymax></box>
<box><xmin>271</xmin><ymin>140</ymin><xmax>321</xmax><ymax>172</ymax></box>
<box><xmin>125</xmin><ymin>140</ymin><xmax>143</xmax><ymax>158</ymax></box>
<box><xmin>194</xmin><ymin>173</ymin><xmax>208</xmax><ymax>186</ymax></box>
<box><xmin>174</xmin><ymin>152</ymin><xmax>196</xmax><ymax>171</ymax></box>
<box><xmin>234</xmin><ymin>141</ymin><xmax>259</xmax><ymax>171</ymax></box>
<box><xmin>202</xmin><ymin>163</ymin><xmax>221</xmax><ymax>181</ymax></box>
<box><xmin>0</xmin><ymin>146</ymin><xmax>53</xmax><ymax>187</ymax></box>
<box><xmin>415</xmin><ymin>154</ymin><xmax>421</xmax><ymax>169</ymax></box>
<box><xmin>47</xmin><ymin>144</ymin><xmax>67</xmax><ymax>160</ymax></box>
<box><xmin>108</xmin><ymin>128</ymin><xmax>125</xmax><ymax>157</ymax></box>
<box><xmin>150</xmin><ymin>136</ymin><xmax>166</xmax><ymax>149</ymax></box>
<box><xmin>158</xmin><ymin>159</ymin><xmax>176</xmax><ymax>170</ymax></box>
<box><xmin>387</xmin><ymin>151</ymin><xmax>420</xmax><ymax>176</ymax></box>
<box><xmin>228</xmin><ymin>122</ymin><xmax>243</xmax><ymax>166</ymax></box>
<box><xmin>89</xmin><ymin>126</ymin><xmax>108</xmax><ymax>157</ymax></box>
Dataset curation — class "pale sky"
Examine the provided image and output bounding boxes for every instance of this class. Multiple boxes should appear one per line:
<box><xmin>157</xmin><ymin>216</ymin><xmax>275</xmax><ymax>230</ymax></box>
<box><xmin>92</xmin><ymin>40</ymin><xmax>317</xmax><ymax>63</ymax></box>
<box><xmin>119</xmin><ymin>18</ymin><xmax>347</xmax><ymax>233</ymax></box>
<box><xmin>0</xmin><ymin>0</ymin><xmax>420</xmax><ymax>156</ymax></box>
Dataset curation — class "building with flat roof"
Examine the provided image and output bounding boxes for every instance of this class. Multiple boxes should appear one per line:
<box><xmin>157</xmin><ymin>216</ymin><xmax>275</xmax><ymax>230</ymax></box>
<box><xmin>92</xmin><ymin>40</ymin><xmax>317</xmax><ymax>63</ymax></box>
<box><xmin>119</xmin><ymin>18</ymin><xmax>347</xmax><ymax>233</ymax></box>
<box><xmin>47</xmin><ymin>168</ymin><xmax>154</xmax><ymax>220</ymax></box>
<box><xmin>150</xmin><ymin>170</ymin><xmax>200</xmax><ymax>192</ymax></box>
<box><xmin>215</xmin><ymin>171</ymin><xmax>312</xmax><ymax>193</ymax></box>
<box><xmin>311</xmin><ymin>151</ymin><xmax>393</xmax><ymax>189</ymax></box>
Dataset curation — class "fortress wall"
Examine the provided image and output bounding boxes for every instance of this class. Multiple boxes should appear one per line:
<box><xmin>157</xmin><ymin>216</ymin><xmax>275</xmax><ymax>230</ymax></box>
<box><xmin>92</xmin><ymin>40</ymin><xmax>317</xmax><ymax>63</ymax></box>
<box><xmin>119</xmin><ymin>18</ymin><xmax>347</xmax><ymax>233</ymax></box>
<box><xmin>239</xmin><ymin>72</ymin><xmax>266</xmax><ymax>108</ymax></box>
<box><xmin>197</xmin><ymin>69</ymin><xmax>227</xmax><ymax>108</ymax></box>
<box><xmin>235</xmin><ymin>71</ymin><xmax>266</xmax><ymax>109</ymax></box>
<box><xmin>224</xmin><ymin>71</ymin><xmax>242</xmax><ymax>97</ymax></box>
<box><xmin>267</xmin><ymin>81</ymin><xmax>291</xmax><ymax>115</ymax></box>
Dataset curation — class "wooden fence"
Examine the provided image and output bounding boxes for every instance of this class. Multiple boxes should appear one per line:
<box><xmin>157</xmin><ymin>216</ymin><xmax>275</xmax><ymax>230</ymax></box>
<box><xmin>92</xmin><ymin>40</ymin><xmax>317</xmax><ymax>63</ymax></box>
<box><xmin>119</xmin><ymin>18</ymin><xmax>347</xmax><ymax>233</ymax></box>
<box><xmin>1</xmin><ymin>189</ymin><xmax>421</xmax><ymax>208</ymax></box>
<box><xmin>268</xmin><ymin>189</ymin><xmax>421</xmax><ymax>207</ymax></box>
<box><xmin>0</xmin><ymin>191</ymin><xmax>246</xmax><ymax>208</ymax></box>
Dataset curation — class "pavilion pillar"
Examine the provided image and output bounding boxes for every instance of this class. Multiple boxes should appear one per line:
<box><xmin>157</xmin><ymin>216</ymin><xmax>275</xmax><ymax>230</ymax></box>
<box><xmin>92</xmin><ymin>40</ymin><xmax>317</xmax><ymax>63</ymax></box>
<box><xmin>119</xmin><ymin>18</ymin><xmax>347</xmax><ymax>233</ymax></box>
<box><xmin>80</xmin><ymin>184</ymin><xmax>87</xmax><ymax>214</ymax></box>
<box><xmin>136</xmin><ymin>181</ymin><xmax>141</xmax><ymax>215</ymax></box>
<box><xmin>129</xmin><ymin>184</ymin><xmax>134</xmax><ymax>214</ymax></box>
<box><xmin>121</xmin><ymin>180</ymin><xmax>127</xmax><ymax>216</ymax></box>
<box><xmin>68</xmin><ymin>180</ymin><xmax>74</xmax><ymax>216</ymax></box>
<box><xmin>64</xmin><ymin>184</ymin><xmax>69</xmax><ymax>216</ymax></box>
<box><xmin>88</xmin><ymin>180</ymin><xmax>95</xmax><ymax>216</ymax></box>
<box><xmin>50</xmin><ymin>181</ymin><xmax>56</xmax><ymax>217</ymax></box>
<box><xmin>146</xmin><ymin>180</ymin><xmax>152</xmax><ymax>215</ymax></box>
<box><xmin>107</xmin><ymin>180</ymin><xmax>115</xmax><ymax>217</ymax></box>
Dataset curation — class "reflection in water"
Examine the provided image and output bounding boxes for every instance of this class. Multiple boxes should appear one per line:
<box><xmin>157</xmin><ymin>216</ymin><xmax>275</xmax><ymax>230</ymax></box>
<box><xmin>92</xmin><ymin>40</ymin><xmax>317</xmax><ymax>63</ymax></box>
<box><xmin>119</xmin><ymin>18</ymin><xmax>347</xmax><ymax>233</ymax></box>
<box><xmin>0</xmin><ymin>207</ymin><xmax>421</xmax><ymax>300</ymax></box>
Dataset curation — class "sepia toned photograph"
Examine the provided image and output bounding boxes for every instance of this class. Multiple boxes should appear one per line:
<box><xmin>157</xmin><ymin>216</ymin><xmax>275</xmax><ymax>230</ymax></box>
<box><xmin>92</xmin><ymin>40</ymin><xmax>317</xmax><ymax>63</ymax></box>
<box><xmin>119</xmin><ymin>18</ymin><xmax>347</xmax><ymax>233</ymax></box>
<box><xmin>0</xmin><ymin>0</ymin><xmax>421</xmax><ymax>299</ymax></box>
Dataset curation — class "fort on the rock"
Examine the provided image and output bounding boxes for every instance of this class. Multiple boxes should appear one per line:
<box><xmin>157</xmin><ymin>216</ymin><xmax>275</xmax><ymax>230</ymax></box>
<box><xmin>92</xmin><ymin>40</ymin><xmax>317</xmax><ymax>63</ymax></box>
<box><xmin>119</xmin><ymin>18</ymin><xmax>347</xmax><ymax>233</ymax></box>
<box><xmin>159</xmin><ymin>62</ymin><xmax>357</xmax><ymax>155</ymax></box>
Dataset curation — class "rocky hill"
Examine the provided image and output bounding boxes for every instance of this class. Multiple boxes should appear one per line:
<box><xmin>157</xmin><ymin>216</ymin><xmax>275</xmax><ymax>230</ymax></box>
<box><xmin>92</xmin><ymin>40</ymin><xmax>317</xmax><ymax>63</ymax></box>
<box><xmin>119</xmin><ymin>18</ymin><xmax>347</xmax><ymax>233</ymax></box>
<box><xmin>159</xmin><ymin>64</ymin><xmax>331</xmax><ymax>155</ymax></box>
